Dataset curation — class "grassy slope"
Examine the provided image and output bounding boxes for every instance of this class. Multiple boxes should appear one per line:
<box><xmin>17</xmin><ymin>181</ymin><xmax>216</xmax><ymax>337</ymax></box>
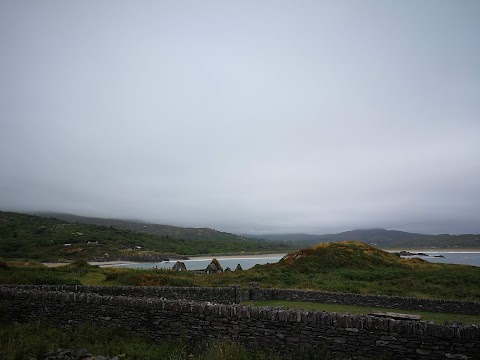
<box><xmin>250</xmin><ymin>241</ymin><xmax>480</xmax><ymax>300</ymax></box>
<box><xmin>0</xmin><ymin>211</ymin><xmax>301</xmax><ymax>261</ymax></box>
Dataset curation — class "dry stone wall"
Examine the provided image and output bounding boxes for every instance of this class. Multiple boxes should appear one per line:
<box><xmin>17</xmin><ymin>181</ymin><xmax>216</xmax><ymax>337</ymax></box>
<box><xmin>1</xmin><ymin>286</ymin><xmax>479</xmax><ymax>360</ymax></box>
<box><xmin>2</xmin><ymin>283</ymin><xmax>479</xmax><ymax>315</ymax></box>
<box><xmin>248</xmin><ymin>283</ymin><xmax>480</xmax><ymax>315</ymax></box>
<box><xmin>0</xmin><ymin>284</ymin><xmax>242</xmax><ymax>304</ymax></box>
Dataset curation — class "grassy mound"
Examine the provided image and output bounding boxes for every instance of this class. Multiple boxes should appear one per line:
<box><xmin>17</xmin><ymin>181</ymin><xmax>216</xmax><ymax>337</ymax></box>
<box><xmin>274</xmin><ymin>241</ymin><xmax>408</xmax><ymax>273</ymax></box>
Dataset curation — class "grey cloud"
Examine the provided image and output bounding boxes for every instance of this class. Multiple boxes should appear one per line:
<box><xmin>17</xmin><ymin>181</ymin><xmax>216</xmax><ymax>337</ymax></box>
<box><xmin>1</xmin><ymin>1</ymin><xmax>479</xmax><ymax>235</ymax></box>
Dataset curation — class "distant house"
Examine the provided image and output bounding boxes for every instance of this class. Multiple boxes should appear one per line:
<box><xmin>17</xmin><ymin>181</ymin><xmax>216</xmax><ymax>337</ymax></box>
<box><xmin>63</xmin><ymin>243</ymin><xmax>72</xmax><ymax>247</ymax></box>
<box><xmin>134</xmin><ymin>246</ymin><xmax>142</xmax><ymax>249</ymax></box>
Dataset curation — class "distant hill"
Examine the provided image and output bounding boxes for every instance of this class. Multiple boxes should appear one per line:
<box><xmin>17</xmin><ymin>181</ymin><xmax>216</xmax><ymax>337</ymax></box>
<box><xmin>249</xmin><ymin>228</ymin><xmax>480</xmax><ymax>249</ymax></box>
<box><xmin>36</xmin><ymin>212</ymin><xmax>256</xmax><ymax>243</ymax></box>
<box><xmin>0</xmin><ymin>211</ymin><xmax>303</xmax><ymax>262</ymax></box>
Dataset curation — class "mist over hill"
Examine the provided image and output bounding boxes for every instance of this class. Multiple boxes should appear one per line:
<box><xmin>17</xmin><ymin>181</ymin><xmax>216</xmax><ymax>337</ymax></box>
<box><xmin>247</xmin><ymin>228</ymin><xmax>480</xmax><ymax>249</ymax></box>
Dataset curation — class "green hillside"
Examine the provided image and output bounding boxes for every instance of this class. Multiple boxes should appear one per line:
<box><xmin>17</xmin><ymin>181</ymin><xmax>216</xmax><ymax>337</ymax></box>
<box><xmin>0</xmin><ymin>211</ymin><xmax>301</xmax><ymax>261</ymax></box>
<box><xmin>38</xmin><ymin>212</ymin><xmax>253</xmax><ymax>242</ymax></box>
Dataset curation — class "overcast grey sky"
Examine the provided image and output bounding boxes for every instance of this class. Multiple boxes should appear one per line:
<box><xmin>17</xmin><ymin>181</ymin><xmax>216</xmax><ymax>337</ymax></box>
<box><xmin>1</xmin><ymin>1</ymin><xmax>479</xmax><ymax>235</ymax></box>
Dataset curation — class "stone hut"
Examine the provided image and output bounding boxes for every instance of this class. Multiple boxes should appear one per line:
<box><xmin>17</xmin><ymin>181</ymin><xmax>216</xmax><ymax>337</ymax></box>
<box><xmin>206</xmin><ymin>258</ymin><xmax>223</xmax><ymax>273</ymax></box>
<box><xmin>172</xmin><ymin>261</ymin><xmax>187</xmax><ymax>271</ymax></box>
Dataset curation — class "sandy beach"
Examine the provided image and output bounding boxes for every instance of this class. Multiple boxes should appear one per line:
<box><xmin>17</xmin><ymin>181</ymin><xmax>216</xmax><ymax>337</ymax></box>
<box><xmin>188</xmin><ymin>253</ymin><xmax>286</xmax><ymax>261</ymax></box>
<box><xmin>42</xmin><ymin>261</ymin><xmax>139</xmax><ymax>268</ymax></box>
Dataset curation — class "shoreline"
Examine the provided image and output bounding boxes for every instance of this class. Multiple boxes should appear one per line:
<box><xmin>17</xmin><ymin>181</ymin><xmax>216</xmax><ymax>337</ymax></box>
<box><xmin>40</xmin><ymin>249</ymin><xmax>480</xmax><ymax>268</ymax></box>
<box><xmin>41</xmin><ymin>254</ymin><xmax>287</xmax><ymax>268</ymax></box>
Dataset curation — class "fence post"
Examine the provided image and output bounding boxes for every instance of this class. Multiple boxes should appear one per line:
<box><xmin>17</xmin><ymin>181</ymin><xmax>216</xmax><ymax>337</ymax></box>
<box><xmin>230</xmin><ymin>285</ymin><xmax>242</xmax><ymax>304</ymax></box>
<box><xmin>248</xmin><ymin>282</ymin><xmax>260</xmax><ymax>301</ymax></box>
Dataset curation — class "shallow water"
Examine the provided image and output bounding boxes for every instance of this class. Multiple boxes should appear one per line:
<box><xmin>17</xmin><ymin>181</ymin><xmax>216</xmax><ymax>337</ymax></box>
<box><xmin>119</xmin><ymin>255</ymin><xmax>285</xmax><ymax>270</ymax></box>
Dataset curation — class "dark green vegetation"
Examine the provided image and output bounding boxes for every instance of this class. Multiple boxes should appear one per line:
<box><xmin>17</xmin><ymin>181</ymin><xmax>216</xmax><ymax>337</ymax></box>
<box><xmin>2</xmin><ymin>242</ymin><xmax>480</xmax><ymax>301</ymax></box>
<box><xmin>0</xmin><ymin>211</ymin><xmax>302</xmax><ymax>261</ymax></box>
<box><xmin>249</xmin><ymin>300</ymin><xmax>480</xmax><ymax>325</ymax></box>
<box><xmin>0</xmin><ymin>318</ymin><xmax>333</xmax><ymax>360</ymax></box>
<box><xmin>251</xmin><ymin>228</ymin><xmax>480</xmax><ymax>249</ymax></box>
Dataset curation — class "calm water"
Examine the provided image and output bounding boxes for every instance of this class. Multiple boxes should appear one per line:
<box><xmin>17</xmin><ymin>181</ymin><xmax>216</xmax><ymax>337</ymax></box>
<box><xmin>117</xmin><ymin>252</ymin><xmax>480</xmax><ymax>270</ymax></box>
<box><xmin>398</xmin><ymin>252</ymin><xmax>480</xmax><ymax>266</ymax></box>
<box><xmin>119</xmin><ymin>255</ymin><xmax>285</xmax><ymax>270</ymax></box>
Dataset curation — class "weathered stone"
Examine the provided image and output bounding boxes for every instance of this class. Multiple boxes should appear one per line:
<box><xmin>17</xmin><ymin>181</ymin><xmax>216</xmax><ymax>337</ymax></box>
<box><xmin>345</xmin><ymin>328</ymin><xmax>359</xmax><ymax>333</ymax></box>
<box><xmin>445</xmin><ymin>354</ymin><xmax>468</xmax><ymax>360</ymax></box>
<box><xmin>380</xmin><ymin>335</ymin><xmax>397</xmax><ymax>341</ymax></box>
<box><xmin>74</xmin><ymin>349</ymin><xmax>88</xmax><ymax>357</ymax></box>
<box><xmin>416</xmin><ymin>349</ymin><xmax>432</xmax><ymax>355</ymax></box>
